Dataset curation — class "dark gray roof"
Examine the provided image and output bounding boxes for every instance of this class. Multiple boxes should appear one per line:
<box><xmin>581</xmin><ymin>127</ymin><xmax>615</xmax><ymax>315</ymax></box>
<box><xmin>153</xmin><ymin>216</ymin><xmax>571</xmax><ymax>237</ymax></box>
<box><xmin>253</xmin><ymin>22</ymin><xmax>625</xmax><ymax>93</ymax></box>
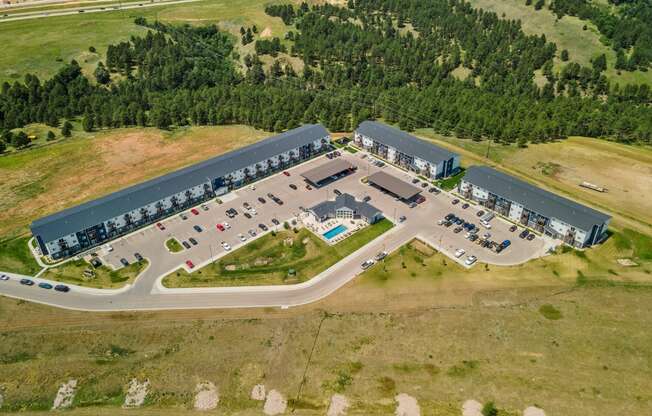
<box><xmin>367</xmin><ymin>171</ymin><xmax>422</xmax><ymax>200</ymax></box>
<box><xmin>309</xmin><ymin>193</ymin><xmax>381</xmax><ymax>220</ymax></box>
<box><xmin>301</xmin><ymin>159</ymin><xmax>355</xmax><ymax>184</ymax></box>
<box><xmin>462</xmin><ymin>166</ymin><xmax>611</xmax><ymax>231</ymax></box>
<box><xmin>356</xmin><ymin>121</ymin><xmax>457</xmax><ymax>164</ymax></box>
<box><xmin>31</xmin><ymin>124</ymin><xmax>329</xmax><ymax>242</ymax></box>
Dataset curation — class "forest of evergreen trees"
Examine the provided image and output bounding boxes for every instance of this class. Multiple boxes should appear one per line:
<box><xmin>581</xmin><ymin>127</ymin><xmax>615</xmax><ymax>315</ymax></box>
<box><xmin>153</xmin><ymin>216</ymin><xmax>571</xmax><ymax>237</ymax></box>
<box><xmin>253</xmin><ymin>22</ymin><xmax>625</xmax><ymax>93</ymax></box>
<box><xmin>1</xmin><ymin>0</ymin><xmax>651</xmax><ymax>150</ymax></box>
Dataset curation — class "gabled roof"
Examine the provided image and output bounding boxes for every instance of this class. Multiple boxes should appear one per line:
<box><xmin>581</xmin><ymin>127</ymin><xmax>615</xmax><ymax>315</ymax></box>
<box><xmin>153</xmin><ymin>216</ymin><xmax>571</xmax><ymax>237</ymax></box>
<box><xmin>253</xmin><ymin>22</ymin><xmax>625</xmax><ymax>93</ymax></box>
<box><xmin>367</xmin><ymin>171</ymin><xmax>422</xmax><ymax>200</ymax></box>
<box><xmin>356</xmin><ymin>121</ymin><xmax>457</xmax><ymax>164</ymax></box>
<box><xmin>309</xmin><ymin>193</ymin><xmax>381</xmax><ymax>220</ymax></box>
<box><xmin>462</xmin><ymin>166</ymin><xmax>611</xmax><ymax>231</ymax></box>
<box><xmin>31</xmin><ymin>124</ymin><xmax>329</xmax><ymax>242</ymax></box>
<box><xmin>301</xmin><ymin>159</ymin><xmax>355</xmax><ymax>184</ymax></box>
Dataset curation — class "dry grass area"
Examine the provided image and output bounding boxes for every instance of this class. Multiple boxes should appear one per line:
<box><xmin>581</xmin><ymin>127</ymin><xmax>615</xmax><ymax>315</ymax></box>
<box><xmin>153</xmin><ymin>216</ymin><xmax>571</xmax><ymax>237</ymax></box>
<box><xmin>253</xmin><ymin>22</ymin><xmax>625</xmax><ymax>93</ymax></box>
<box><xmin>468</xmin><ymin>0</ymin><xmax>652</xmax><ymax>86</ymax></box>
<box><xmin>415</xmin><ymin>130</ymin><xmax>652</xmax><ymax>236</ymax></box>
<box><xmin>0</xmin><ymin>125</ymin><xmax>267</xmax><ymax>239</ymax></box>
<box><xmin>1</xmin><ymin>248</ymin><xmax>651</xmax><ymax>414</ymax></box>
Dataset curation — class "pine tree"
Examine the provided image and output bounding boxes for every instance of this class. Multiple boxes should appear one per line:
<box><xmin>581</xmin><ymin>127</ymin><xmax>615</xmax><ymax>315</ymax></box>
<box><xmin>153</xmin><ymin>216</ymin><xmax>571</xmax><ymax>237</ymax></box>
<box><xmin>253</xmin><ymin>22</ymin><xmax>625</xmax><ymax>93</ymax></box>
<box><xmin>61</xmin><ymin>121</ymin><xmax>73</xmax><ymax>137</ymax></box>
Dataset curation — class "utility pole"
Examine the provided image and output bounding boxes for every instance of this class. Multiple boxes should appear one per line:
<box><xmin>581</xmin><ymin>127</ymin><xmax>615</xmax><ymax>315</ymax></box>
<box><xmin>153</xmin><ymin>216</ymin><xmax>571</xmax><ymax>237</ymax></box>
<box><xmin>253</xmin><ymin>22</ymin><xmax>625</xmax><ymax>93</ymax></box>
<box><xmin>485</xmin><ymin>138</ymin><xmax>492</xmax><ymax>160</ymax></box>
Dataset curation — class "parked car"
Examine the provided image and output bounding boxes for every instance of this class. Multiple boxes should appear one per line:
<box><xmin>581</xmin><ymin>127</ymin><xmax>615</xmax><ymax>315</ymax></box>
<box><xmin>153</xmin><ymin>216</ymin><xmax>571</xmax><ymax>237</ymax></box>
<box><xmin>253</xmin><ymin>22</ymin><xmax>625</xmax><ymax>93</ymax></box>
<box><xmin>451</xmin><ymin>199</ymin><xmax>460</xmax><ymax>205</ymax></box>
<box><xmin>399</xmin><ymin>215</ymin><xmax>407</xmax><ymax>223</ymax></box>
<box><xmin>415</xmin><ymin>195</ymin><xmax>426</xmax><ymax>204</ymax></box>
<box><xmin>461</xmin><ymin>203</ymin><xmax>469</xmax><ymax>209</ymax></box>
<box><xmin>375</xmin><ymin>251</ymin><xmax>388</xmax><ymax>261</ymax></box>
<box><xmin>271</xmin><ymin>218</ymin><xmax>280</xmax><ymax>225</ymax></box>
<box><xmin>258</xmin><ymin>197</ymin><xmax>266</xmax><ymax>204</ymax></box>
<box><xmin>259</xmin><ymin>223</ymin><xmax>269</xmax><ymax>231</ymax></box>
<box><xmin>333</xmin><ymin>189</ymin><xmax>342</xmax><ymax>196</ymax></box>
<box><xmin>361</xmin><ymin>259</ymin><xmax>375</xmax><ymax>270</ymax></box>
<box><xmin>509</xmin><ymin>225</ymin><xmax>518</xmax><ymax>232</ymax></box>
<box><xmin>180</xmin><ymin>213</ymin><xmax>188</xmax><ymax>220</ymax></box>
<box><xmin>421</xmin><ymin>182</ymin><xmax>428</xmax><ymax>188</ymax></box>
<box><xmin>283</xmin><ymin>171</ymin><xmax>290</xmax><ymax>176</ymax></box>
<box><xmin>455</xmin><ymin>218</ymin><xmax>464</xmax><ymax>225</ymax></box>
<box><xmin>244</xmin><ymin>212</ymin><xmax>252</xmax><ymax>219</ymax></box>
<box><xmin>476</xmin><ymin>210</ymin><xmax>485</xmax><ymax>218</ymax></box>
<box><xmin>120</xmin><ymin>258</ymin><xmax>129</xmax><ymax>267</ymax></box>
<box><xmin>0</xmin><ymin>274</ymin><xmax>9</xmax><ymax>281</ymax></box>
<box><xmin>193</xmin><ymin>225</ymin><xmax>203</xmax><ymax>233</ymax></box>
<box><xmin>306</xmin><ymin>184</ymin><xmax>312</xmax><ymax>190</ymax></box>
<box><xmin>464</xmin><ymin>255</ymin><xmax>478</xmax><ymax>266</ymax></box>
<box><xmin>248</xmin><ymin>229</ymin><xmax>257</xmax><ymax>237</ymax></box>
<box><xmin>182</xmin><ymin>241</ymin><xmax>191</xmax><ymax>249</ymax></box>
<box><xmin>186</xmin><ymin>260</ymin><xmax>195</xmax><ymax>269</ymax></box>
<box><xmin>454</xmin><ymin>248</ymin><xmax>465</xmax><ymax>258</ymax></box>
<box><xmin>453</xmin><ymin>226</ymin><xmax>463</xmax><ymax>233</ymax></box>
<box><xmin>445</xmin><ymin>213</ymin><xmax>455</xmax><ymax>221</ymax></box>
<box><xmin>495</xmin><ymin>245</ymin><xmax>504</xmax><ymax>253</ymax></box>
<box><xmin>411</xmin><ymin>178</ymin><xmax>420</xmax><ymax>184</ymax></box>
<box><xmin>221</xmin><ymin>241</ymin><xmax>232</xmax><ymax>251</ymax></box>
<box><xmin>501</xmin><ymin>240</ymin><xmax>511</xmax><ymax>248</ymax></box>
<box><xmin>363</xmin><ymin>196</ymin><xmax>372</xmax><ymax>202</ymax></box>
<box><xmin>156</xmin><ymin>222</ymin><xmax>166</xmax><ymax>230</ymax></box>
<box><xmin>189</xmin><ymin>238</ymin><xmax>198</xmax><ymax>246</ymax></box>
<box><xmin>527</xmin><ymin>234</ymin><xmax>535</xmax><ymax>241</ymax></box>
<box><xmin>469</xmin><ymin>234</ymin><xmax>479</xmax><ymax>242</ymax></box>
<box><xmin>275</xmin><ymin>198</ymin><xmax>284</xmax><ymax>205</ymax></box>
<box><xmin>54</xmin><ymin>284</ymin><xmax>70</xmax><ymax>293</ymax></box>
<box><xmin>134</xmin><ymin>252</ymin><xmax>143</xmax><ymax>262</ymax></box>
<box><xmin>238</xmin><ymin>233</ymin><xmax>247</xmax><ymax>242</ymax></box>
<box><xmin>223</xmin><ymin>222</ymin><xmax>231</xmax><ymax>229</ymax></box>
<box><xmin>216</xmin><ymin>223</ymin><xmax>225</xmax><ymax>231</ymax></box>
<box><xmin>201</xmin><ymin>204</ymin><xmax>209</xmax><ymax>211</ymax></box>
<box><xmin>191</xmin><ymin>208</ymin><xmax>199</xmax><ymax>215</ymax></box>
<box><xmin>38</xmin><ymin>282</ymin><xmax>53</xmax><ymax>290</ymax></box>
<box><xmin>250</xmin><ymin>208</ymin><xmax>258</xmax><ymax>215</ymax></box>
<box><xmin>20</xmin><ymin>278</ymin><xmax>35</xmax><ymax>286</ymax></box>
<box><xmin>443</xmin><ymin>221</ymin><xmax>453</xmax><ymax>227</ymax></box>
<box><xmin>243</xmin><ymin>202</ymin><xmax>251</xmax><ymax>209</ymax></box>
<box><xmin>437</xmin><ymin>219</ymin><xmax>446</xmax><ymax>225</ymax></box>
<box><xmin>408</xmin><ymin>202</ymin><xmax>417</xmax><ymax>208</ymax></box>
<box><xmin>519</xmin><ymin>230</ymin><xmax>530</xmax><ymax>239</ymax></box>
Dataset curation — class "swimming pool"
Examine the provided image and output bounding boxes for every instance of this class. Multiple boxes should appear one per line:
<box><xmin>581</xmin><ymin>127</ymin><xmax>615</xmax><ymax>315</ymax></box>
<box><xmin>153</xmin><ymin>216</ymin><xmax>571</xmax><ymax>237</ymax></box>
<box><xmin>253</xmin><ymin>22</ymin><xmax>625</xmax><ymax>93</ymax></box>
<box><xmin>323</xmin><ymin>224</ymin><xmax>348</xmax><ymax>240</ymax></box>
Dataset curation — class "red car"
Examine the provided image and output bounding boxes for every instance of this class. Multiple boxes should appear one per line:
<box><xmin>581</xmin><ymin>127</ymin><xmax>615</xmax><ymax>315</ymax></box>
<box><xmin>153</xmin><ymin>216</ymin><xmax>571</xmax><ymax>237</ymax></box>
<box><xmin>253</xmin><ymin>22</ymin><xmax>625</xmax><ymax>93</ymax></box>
<box><xmin>216</xmin><ymin>223</ymin><xmax>225</xmax><ymax>231</ymax></box>
<box><xmin>191</xmin><ymin>208</ymin><xmax>199</xmax><ymax>215</ymax></box>
<box><xmin>186</xmin><ymin>260</ymin><xmax>195</xmax><ymax>269</ymax></box>
<box><xmin>156</xmin><ymin>222</ymin><xmax>165</xmax><ymax>230</ymax></box>
<box><xmin>283</xmin><ymin>171</ymin><xmax>290</xmax><ymax>176</ymax></box>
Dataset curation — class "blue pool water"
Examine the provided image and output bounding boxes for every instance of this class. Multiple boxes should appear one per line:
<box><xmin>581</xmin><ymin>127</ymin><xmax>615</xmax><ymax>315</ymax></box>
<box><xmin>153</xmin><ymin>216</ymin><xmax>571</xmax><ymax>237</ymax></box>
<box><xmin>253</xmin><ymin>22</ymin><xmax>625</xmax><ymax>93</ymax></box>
<box><xmin>323</xmin><ymin>225</ymin><xmax>348</xmax><ymax>240</ymax></box>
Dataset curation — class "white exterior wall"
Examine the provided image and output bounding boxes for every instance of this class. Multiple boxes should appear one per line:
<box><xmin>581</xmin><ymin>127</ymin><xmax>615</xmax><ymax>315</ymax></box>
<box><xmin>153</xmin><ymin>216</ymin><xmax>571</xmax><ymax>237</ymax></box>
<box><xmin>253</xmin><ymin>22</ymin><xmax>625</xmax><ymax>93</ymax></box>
<box><xmin>386</xmin><ymin>147</ymin><xmax>397</xmax><ymax>163</ymax></box>
<box><xmin>508</xmin><ymin>202</ymin><xmax>524</xmax><ymax>222</ymax></box>
<box><xmin>471</xmin><ymin>186</ymin><xmax>489</xmax><ymax>201</ymax></box>
<box><xmin>46</xmin><ymin>233</ymin><xmax>79</xmax><ymax>255</ymax></box>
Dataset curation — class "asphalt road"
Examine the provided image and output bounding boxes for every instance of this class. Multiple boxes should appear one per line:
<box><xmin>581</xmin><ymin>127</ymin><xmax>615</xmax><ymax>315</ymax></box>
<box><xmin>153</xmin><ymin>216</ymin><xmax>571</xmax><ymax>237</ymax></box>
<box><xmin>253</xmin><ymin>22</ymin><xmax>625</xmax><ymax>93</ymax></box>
<box><xmin>0</xmin><ymin>151</ymin><xmax>551</xmax><ymax>311</ymax></box>
<box><xmin>0</xmin><ymin>0</ymin><xmax>200</xmax><ymax>23</ymax></box>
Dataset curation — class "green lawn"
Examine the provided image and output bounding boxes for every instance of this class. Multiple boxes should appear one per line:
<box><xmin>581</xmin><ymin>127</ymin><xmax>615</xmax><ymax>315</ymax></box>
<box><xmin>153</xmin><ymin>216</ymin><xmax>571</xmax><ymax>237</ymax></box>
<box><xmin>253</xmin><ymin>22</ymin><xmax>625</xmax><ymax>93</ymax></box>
<box><xmin>437</xmin><ymin>168</ymin><xmax>465</xmax><ymax>191</ymax></box>
<box><xmin>40</xmin><ymin>258</ymin><xmax>148</xmax><ymax>289</ymax></box>
<box><xmin>163</xmin><ymin>218</ymin><xmax>393</xmax><ymax>287</ymax></box>
<box><xmin>0</xmin><ymin>236</ymin><xmax>41</xmax><ymax>275</ymax></box>
<box><xmin>165</xmin><ymin>238</ymin><xmax>184</xmax><ymax>253</ymax></box>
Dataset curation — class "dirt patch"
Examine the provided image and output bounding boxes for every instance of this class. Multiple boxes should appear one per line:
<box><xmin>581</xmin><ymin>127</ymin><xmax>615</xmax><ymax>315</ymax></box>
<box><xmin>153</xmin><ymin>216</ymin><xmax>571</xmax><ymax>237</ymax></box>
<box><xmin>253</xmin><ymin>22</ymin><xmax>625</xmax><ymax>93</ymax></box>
<box><xmin>395</xmin><ymin>393</ymin><xmax>420</xmax><ymax>416</ymax></box>
<box><xmin>51</xmin><ymin>379</ymin><xmax>76</xmax><ymax>410</ymax></box>
<box><xmin>524</xmin><ymin>406</ymin><xmax>546</xmax><ymax>416</ymax></box>
<box><xmin>123</xmin><ymin>378</ymin><xmax>149</xmax><ymax>408</ymax></box>
<box><xmin>254</xmin><ymin>258</ymin><xmax>271</xmax><ymax>266</ymax></box>
<box><xmin>251</xmin><ymin>384</ymin><xmax>266</xmax><ymax>401</ymax></box>
<box><xmin>617</xmin><ymin>258</ymin><xmax>638</xmax><ymax>267</ymax></box>
<box><xmin>225</xmin><ymin>264</ymin><xmax>237</xmax><ymax>271</ymax></box>
<box><xmin>263</xmin><ymin>389</ymin><xmax>287</xmax><ymax>415</ymax></box>
<box><xmin>462</xmin><ymin>399</ymin><xmax>482</xmax><ymax>416</ymax></box>
<box><xmin>260</xmin><ymin>27</ymin><xmax>272</xmax><ymax>38</ymax></box>
<box><xmin>194</xmin><ymin>381</ymin><xmax>219</xmax><ymax>411</ymax></box>
<box><xmin>327</xmin><ymin>393</ymin><xmax>350</xmax><ymax>416</ymax></box>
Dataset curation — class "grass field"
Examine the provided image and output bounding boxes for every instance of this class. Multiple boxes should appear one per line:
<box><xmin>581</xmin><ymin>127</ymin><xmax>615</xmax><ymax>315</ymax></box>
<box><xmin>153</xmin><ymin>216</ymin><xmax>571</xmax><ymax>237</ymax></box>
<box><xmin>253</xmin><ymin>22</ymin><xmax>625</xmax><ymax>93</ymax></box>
<box><xmin>39</xmin><ymin>258</ymin><xmax>148</xmax><ymax>289</ymax></box>
<box><xmin>0</xmin><ymin>0</ymin><xmax>294</xmax><ymax>84</ymax></box>
<box><xmin>1</xmin><ymin>228</ymin><xmax>651</xmax><ymax>414</ymax></box>
<box><xmin>468</xmin><ymin>0</ymin><xmax>652</xmax><ymax>87</ymax></box>
<box><xmin>163</xmin><ymin>219</ymin><xmax>393</xmax><ymax>287</ymax></box>
<box><xmin>0</xmin><ymin>236</ymin><xmax>41</xmax><ymax>275</ymax></box>
<box><xmin>415</xmin><ymin>129</ymin><xmax>652</xmax><ymax>237</ymax></box>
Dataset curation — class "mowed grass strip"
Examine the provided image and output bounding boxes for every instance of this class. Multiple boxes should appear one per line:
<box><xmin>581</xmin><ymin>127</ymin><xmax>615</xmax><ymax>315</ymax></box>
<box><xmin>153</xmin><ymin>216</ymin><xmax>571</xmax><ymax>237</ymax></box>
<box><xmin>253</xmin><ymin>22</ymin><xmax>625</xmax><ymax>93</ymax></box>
<box><xmin>165</xmin><ymin>238</ymin><xmax>184</xmax><ymax>253</ymax></box>
<box><xmin>163</xmin><ymin>219</ymin><xmax>393</xmax><ymax>287</ymax></box>
<box><xmin>40</xmin><ymin>258</ymin><xmax>148</xmax><ymax>289</ymax></box>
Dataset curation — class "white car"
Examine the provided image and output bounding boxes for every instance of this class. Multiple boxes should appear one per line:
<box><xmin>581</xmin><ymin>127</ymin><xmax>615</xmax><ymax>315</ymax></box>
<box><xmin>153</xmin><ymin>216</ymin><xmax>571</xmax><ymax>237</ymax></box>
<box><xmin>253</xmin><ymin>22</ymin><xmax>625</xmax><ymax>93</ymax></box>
<box><xmin>454</xmin><ymin>248</ymin><xmax>465</xmax><ymax>258</ymax></box>
<box><xmin>464</xmin><ymin>255</ymin><xmax>478</xmax><ymax>266</ymax></box>
<box><xmin>221</xmin><ymin>241</ymin><xmax>231</xmax><ymax>251</ymax></box>
<box><xmin>250</xmin><ymin>208</ymin><xmax>258</xmax><ymax>215</ymax></box>
<box><xmin>223</xmin><ymin>222</ymin><xmax>231</xmax><ymax>229</ymax></box>
<box><xmin>374</xmin><ymin>251</ymin><xmax>388</xmax><ymax>261</ymax></box>
<box><xmin>238</xmin><ymin>233</ymin><xmax>247</xmax><ymax>242</ymax></box>
<box><xmin>437</xmin><ymin>219</ymin><xmax>446</xmax><ymax>225</ymax></box>
<box><xmin>483</xmin><ymin>232</ymin><xmax>492</xmax><ymax>239</ymax></box>
<box><xmin>106</xmin><ymin>245</ymin><xmax>114</xmax><ymax>252</ymax></box>
<box><xmin>0</xmin><ymin>274</ymin><xmax>9</xmax><ymax>281</ymax></box>
<box><xmin>361</xmin><ymin>259</ymin><xmax>375</xmax><ymax>270</ymax></box>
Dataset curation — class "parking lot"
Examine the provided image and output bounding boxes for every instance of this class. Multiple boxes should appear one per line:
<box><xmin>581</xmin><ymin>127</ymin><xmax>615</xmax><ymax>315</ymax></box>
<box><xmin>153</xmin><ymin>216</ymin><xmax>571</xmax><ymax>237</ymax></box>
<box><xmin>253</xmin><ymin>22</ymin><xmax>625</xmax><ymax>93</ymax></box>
<box><xmin>95</xmin><ymin>149</ymin><xmax>552</xmax><ymax>284</ymax></box>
